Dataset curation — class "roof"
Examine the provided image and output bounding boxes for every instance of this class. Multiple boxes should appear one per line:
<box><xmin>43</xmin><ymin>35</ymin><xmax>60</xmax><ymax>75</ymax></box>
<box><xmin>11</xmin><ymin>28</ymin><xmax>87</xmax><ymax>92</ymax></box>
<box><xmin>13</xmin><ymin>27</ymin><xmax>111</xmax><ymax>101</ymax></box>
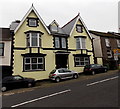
<box><xmin>0</xmin><ymin>28</ymin><xmax>12</xmax><ymax>41</ymax></box>
<box><xmin>62</xmin><ymin>13</ymin><xmax>92</xmax><ymax>39</ymax></box>
<box><xmin>14</xmin><ymin>5</ymin><xmax>51</xmax><ymax>34</ymax></box>
<box><xmin>89</xmin><ymin>30</ymin><xmax>120</xmax><ymax>39</ymax></box>
<box><xmin>48</xmin><ymin>20</ymin><xmax>69</xmax><ymax>36</ymax></box>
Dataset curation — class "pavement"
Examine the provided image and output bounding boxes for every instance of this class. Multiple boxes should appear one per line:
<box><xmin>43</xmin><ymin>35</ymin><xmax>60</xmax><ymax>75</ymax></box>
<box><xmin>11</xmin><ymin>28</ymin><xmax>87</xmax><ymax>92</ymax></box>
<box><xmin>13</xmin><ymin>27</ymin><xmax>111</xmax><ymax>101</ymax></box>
<box><xmin>1</xmin><ymin>69</ymin><xmax>119</xmax><ymax>96</ymax></box>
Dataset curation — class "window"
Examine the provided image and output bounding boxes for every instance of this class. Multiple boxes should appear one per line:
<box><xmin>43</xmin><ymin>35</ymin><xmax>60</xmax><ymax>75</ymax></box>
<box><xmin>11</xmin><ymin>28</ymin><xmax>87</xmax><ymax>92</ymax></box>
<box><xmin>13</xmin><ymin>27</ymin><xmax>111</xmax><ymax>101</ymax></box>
<box><xmin>55</xmin><ymin>37</ymin><xmax>60</xmax><ymax>48</ymax></box>
<box><xmin>105</xmin><ymin>38</ymin><xmax>110</xmax><ymax>47</ymax></box>
<box><xmin>54</xmin><ymin>37</ymin><xmax>67</xmax><ymax>49</ymax></box>
<box><xmin>26</xmin><ymin>33</ymin><xmax>41</xmax><ymax>47</ymax></box>
<box><xmin>61</xmin><ymin>38</ymin><xmax>66</xmax><ymax>48</ymax></box>
<box><xmin>76</xmin><ymin>37</ymin><xmax>86</xmax><ymax>49</ymax></box>
<box><xmin>117</xmin><ymin>40</ymin><xmax>120</xmax><ymax>48</ymax></box>
<box><xmin>75</xmin><ymin>57</ymin><xmax>89</xmax><ymax>66</ymax></box>
<box><xmin>24</xmin><ymin>57</ymin><xmax>44</xmax><ymax>71</ymax></box>
<box><xmin>107</xmin><ymin>50</ymin><xmax>112</xmax><ymax>58</ymax></box>
<box><xmin>0</xmin><ymin>43</ymin><xmax>4</xmax><ymax>56</ymax></box>
<box><xmin>28</xmin><ymin>19</ymin><xmax>37</xmax><ymax>27</ymax></box>
<box><xmin>76</xmin><ymin>25</ymin><xmax>83</xmax><ymax>33</ymax></box>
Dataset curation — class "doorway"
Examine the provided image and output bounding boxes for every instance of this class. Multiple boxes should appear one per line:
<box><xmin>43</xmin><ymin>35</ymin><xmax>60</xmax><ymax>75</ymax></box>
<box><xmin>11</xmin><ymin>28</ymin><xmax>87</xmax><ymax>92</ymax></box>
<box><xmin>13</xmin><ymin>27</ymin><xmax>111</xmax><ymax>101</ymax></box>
<box><xmin>55</xmin><ymin>54</ymin><xmax>68</xmax><ymax>69</ymax></box>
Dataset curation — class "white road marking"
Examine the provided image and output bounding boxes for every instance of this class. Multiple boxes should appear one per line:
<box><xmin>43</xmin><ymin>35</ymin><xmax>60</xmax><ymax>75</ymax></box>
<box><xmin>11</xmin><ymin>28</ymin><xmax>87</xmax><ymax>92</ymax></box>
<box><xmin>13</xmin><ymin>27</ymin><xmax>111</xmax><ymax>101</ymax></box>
<box><xmin>11</xmin><ymin>89</ymin><xmax>71</xmax><ymax>108</ymax></box>
<box><xmin>87</xmin><ymin>76</ymin><xmax>119</xmax><ymax>86</ymax></box>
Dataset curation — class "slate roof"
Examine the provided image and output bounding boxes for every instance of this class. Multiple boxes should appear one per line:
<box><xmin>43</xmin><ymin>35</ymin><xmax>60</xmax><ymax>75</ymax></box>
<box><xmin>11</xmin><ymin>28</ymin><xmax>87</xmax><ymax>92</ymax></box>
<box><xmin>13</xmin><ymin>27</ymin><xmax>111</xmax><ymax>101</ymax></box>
<box><xmin>48</xmin><ymin>20</ymin><xmax>69</xmax><ymax>36</ymax></box>
<box><xmin>0</xmin><ymin>28</ymin><xmax>12</xmax><ymax>41</ymax></box>
<box><xmin>62</xmin><ymin>14</ymin><xmax>78</xmax><ymax>35</ymax></box>
<box><xmin>89</xmin><ymin>30</ymin><xmax>120</xmax><ymax>39</ymax></box>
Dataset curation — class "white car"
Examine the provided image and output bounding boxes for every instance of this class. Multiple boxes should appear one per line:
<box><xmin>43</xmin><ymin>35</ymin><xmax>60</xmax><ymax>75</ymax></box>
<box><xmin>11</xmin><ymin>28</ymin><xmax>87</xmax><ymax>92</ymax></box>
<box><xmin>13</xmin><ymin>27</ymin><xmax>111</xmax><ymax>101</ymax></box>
<box><xmin>49</xmin><ymin>68</ymin><xmax>79</xmax><ymax>82</ymax></box>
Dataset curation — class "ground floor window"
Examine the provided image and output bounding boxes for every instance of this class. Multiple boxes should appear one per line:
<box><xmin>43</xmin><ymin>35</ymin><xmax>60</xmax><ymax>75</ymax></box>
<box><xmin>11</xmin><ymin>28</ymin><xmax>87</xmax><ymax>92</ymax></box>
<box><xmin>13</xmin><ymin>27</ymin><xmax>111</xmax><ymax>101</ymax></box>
<box><xmin>74</xmin><ymin>56</ymin><xmax>89</xmax><ymax>66</ymax></box>
<box><xmin>24</xmin><ymin>57</ymin><xmax>44</xmax><ymax>71</ymax></box>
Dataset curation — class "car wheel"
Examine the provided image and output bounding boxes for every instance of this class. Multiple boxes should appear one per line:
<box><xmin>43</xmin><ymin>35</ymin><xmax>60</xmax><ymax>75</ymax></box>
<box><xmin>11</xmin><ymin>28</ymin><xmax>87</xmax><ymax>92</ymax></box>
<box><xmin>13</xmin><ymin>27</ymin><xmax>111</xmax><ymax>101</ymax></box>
<box><xmin>27</xmin><ymin>83</ymin><xmax>32</xmax><ymax>88</ymax></box>
<box><xmin>73</xmin><ymin>74</ymin><xmax>78</xmax><ymax>79</ymax></box>
<box><xmin>92</xmin><ymin>71</ymin><xmax>95</xmax><ymax>75</ymax></box>
<box><xmin>55</xmin><ymin>77</ymin><xmax>60</xmax><ymax>83</ymax></box>
<box><xmin>1</xmin><ymin>86</ymin><xmax>7</xmax><ymax>92</ymax></box>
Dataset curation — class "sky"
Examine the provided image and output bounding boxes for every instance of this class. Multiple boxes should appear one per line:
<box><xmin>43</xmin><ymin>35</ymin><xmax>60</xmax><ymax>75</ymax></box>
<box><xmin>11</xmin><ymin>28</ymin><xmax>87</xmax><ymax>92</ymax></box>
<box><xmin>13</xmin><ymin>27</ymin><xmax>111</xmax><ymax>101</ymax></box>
<box><xmin>0</xmin><ymin>0</ymin><xmax>119</xmax><ymax>32</ymax></box>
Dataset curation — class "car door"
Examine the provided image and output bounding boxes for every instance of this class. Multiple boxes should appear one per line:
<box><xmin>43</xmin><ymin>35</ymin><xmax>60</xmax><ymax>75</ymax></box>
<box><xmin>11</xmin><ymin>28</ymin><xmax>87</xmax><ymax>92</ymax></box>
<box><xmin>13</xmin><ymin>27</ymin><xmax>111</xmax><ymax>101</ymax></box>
<box><xmin>63</xmin><ymin>69</ymin><xmax>73</xmax><ymax>78</ymax></box>
<box><xmin>13</xmin><ymin>76</ymin><xmax>25</xmax><ymax>88</ymax></box>
<box><xmin>58</xmin><ymin>69</ymin><xmax>66</xmax><ymax>79</ymax></box>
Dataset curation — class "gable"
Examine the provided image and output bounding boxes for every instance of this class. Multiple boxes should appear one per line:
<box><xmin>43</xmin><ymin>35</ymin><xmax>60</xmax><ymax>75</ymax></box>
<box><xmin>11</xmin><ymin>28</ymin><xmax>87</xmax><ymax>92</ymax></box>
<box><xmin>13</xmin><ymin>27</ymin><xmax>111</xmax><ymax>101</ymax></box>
<box><xmin>14</xmin><ymin>5</ymin><xmax>50</xmax><ymax>34</ymax></box>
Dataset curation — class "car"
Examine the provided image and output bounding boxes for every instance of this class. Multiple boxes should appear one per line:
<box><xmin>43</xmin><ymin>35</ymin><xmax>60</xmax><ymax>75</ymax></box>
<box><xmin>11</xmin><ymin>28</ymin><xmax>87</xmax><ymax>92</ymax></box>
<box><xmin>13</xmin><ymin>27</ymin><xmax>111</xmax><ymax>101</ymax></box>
<box><xmin>1</xmin><ymin>75</ymin><xmax>36</xmax><ymax>92</ymax></box>
<box><xmin>49</xmin><ymin>68</ymin><xmax>79</xmax><ymax>82</ymax></box>
<box><xmin>83</xmin><ymin>64</ymin><xmax>108</xmax><ymax>75</ymax></box>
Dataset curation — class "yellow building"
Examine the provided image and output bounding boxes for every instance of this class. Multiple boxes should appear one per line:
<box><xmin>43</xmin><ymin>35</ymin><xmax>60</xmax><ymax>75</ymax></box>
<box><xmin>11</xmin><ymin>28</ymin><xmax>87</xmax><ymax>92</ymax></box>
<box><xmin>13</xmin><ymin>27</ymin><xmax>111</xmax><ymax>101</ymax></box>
<box><xmin>13</xmin><ymin>5</ymin><xmax>94</xmax><ymax>80</ymax></box>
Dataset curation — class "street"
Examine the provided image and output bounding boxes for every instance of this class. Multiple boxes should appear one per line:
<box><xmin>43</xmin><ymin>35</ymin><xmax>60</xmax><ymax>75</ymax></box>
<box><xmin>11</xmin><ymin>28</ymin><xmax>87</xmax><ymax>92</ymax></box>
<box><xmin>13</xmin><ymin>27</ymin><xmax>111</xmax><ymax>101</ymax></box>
<box><xmin>2</xmin><ymin>71</ymin><xmax>119</xmax><ymax>108</ymax></box>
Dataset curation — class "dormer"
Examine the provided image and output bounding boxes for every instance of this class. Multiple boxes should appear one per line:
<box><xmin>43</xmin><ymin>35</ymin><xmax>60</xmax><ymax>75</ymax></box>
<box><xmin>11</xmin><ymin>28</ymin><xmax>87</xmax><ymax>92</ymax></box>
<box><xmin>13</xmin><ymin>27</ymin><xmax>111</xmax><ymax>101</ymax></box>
<box><xmin>49</xmin><ymin>20</ymin><xmax>59</xmax><ymax>33</ymax></box>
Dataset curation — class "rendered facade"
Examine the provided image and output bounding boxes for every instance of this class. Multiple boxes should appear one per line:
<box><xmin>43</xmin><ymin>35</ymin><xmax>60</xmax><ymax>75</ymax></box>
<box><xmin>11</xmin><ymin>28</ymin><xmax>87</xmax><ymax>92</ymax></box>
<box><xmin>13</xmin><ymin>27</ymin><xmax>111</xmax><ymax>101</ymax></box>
<box><xmin>12</xmin><ymin>5</ymin><xmax>94</xmax><ymax>80</ymax></box>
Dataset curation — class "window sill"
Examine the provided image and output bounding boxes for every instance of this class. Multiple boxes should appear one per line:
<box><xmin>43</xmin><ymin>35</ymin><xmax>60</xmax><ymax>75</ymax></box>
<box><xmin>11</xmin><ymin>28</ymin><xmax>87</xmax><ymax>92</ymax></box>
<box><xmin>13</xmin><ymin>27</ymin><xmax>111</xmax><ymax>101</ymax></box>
<box><xmin>75</xmin><ymin>65</ymin><xmax>85</xmax><ymax>67</ymax></box>
<box><xmin>23</xmin><ymin>70</ymin><xmax>45</xmax><ymax>72</ymax></box>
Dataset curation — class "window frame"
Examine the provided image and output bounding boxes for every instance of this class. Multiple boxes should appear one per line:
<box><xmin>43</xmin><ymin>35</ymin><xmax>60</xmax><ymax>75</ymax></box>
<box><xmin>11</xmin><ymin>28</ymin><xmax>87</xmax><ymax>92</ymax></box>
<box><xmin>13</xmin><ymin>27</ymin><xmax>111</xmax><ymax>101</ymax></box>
<box><xmin>24</xmin><ymin>57</ymin><xmax>44</xmax><ymax>71</ymax></box>
<box><xmin>76</xmin><ymin>37</ymin><xmax>86</xmax><ymax>49</ymax></box>
<box><xmin>74</xmin><ymin>56</ymin><xmax>89</xmax><ymax>67</ymax></box>
<box><xmin>26</xmin><ymin>33</ymin><xmax>41</xmax><ymax>47</ymax></box>
<box><xmin>0</xmin><ymin>43</ymin><xmax>4</xmax><ymax>56</ymax></box>
<box><xmin>105</xmin><ymin>38</ymin><xmax>110</xmax><ymax>47</ymax></box>
<box><xmin>117</xmin><ymin>39</ymin><xmax>120</xmax><ymax>48</ymax></box>
<box><xmin>76</xmin><ymin>25</ymin><xmax>83</xmax><ymax>33</ymax></box>
<box><xmin>54</xmin><ymin>37</ymin><xmax>67</xmax><ymax>49</ymax></box>
<box><xmin>28</xmin><ymin>18</ymin><xmax>37</xmax><ymax>27</ymax></box>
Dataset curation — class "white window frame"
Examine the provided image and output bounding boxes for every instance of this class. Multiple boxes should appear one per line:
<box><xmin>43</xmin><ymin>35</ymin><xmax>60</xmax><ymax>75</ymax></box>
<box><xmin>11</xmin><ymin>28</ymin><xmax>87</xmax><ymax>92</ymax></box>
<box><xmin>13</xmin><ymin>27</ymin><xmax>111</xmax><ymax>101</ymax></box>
<box><xmin>76</xmin><ymin>25</ymin><xmax>82</xmax><ymax>33</ymax></box>
<box><xmin>105</xmin><ymin>38</ymin><xmax>110</xmax><ymax>47</ymax></box>
<box><xmin>29</xmin><ymin>19</ymin><xmax>37</xmax><ymax>27</ymax></box>
<box><xmin>107</xmin><ymin>50</ymin><xmax>112</xmax><ymax>58</ymax></box>
<box><xmin>55</xmin><ymin>37</ymin><xmax>60</xmax><ymax>48</ymax></box>
<box><xmin>61</xmin><ymin>37</ymin><xmax>66</xmax><ymax>48</ymax></box>
<box><xmin>76</xmin><ymin>37</ymin><xmax>86</xmax><ymax>49</ymax></box>
<box><xmin>117</xmin><ymin>40</ymin><xmax>120</xmax><ymax>48</ymax></box>
<box><xmin>26</xmin><ymin>33</ymin><xmax>41</xmax><ymax>47</ymax></box>
<box><xmin>24</xmin><ymin>57</ymin><xmax>44</xmax><ymax>71</ymax></box>
<box><xmin>75</xmin><ymin>57</ymin><xmax>89</xmax><ymax>66</ymax></box>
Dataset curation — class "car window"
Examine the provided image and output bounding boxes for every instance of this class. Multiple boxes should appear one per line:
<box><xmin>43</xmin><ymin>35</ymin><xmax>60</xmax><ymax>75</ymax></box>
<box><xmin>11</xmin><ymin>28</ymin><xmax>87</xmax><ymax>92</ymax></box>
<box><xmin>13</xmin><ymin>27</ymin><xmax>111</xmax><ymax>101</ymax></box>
<box><xmin>91</xmin><ymin>64</ymin><xmax>96</xmax><ymax>68</ymax></box>
<box><xmin>63</xmin><ymin>69</ymin><xmax>71</xmax><ymax>73</ymax></box>
<box><xmin>50</xmin><ymin>70</ymin><xmax>56</xmax><ymax>74</ymax></box>
<box><xmin>13</xmin><ymin>76</ymin><xmax>23</xmax><ymax>80</ymax></box>
<box><xmin>96</xmin><ymin>64</ymin><xmax>102</xmax><ymax>67</ymax></box>
<box><xmin>58</xmin><ymin>69</ymin><xmax>64</xmax><ymax>73</ymax></box>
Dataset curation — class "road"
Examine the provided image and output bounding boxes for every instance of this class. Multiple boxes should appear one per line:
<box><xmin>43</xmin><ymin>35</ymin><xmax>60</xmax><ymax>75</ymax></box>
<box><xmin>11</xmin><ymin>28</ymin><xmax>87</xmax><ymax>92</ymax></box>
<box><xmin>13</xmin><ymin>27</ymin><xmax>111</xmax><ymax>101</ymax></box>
<box><xmin>2</xmin><ymin>71</ymin><xmax>119</xmax><ymax>108</ymax></box>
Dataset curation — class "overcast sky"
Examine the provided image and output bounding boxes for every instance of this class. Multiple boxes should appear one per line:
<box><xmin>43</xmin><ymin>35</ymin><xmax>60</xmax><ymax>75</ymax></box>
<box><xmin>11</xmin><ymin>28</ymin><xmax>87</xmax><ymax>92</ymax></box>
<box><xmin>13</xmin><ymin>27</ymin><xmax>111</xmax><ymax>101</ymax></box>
<box><xmin>0</xmin><ymin>0</ymin><xmax>119</xmax><ymax>32</ymax></box>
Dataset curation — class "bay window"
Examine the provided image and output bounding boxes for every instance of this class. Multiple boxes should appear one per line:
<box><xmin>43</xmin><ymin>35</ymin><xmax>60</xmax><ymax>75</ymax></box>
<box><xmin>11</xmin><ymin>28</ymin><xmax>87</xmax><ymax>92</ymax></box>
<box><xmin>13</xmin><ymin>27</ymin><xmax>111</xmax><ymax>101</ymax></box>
<box><xmin>76</xmin><ymin>37</ymin><xmax>86</xmax><ymax>49</ymax></box>
<box><xmin>26</xmin><ymin>32</ymin><xmax>41</xmax><ymax>47</ymax></box>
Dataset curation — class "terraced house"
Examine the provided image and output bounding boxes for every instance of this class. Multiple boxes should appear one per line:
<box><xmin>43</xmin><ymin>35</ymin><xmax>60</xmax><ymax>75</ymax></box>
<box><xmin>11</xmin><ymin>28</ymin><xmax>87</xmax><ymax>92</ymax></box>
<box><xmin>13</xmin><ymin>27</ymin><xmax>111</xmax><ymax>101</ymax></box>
<box><xmin>12</xmin><ymin>5</ymin><xmax>94</xmax><ymax>80</ymax></box>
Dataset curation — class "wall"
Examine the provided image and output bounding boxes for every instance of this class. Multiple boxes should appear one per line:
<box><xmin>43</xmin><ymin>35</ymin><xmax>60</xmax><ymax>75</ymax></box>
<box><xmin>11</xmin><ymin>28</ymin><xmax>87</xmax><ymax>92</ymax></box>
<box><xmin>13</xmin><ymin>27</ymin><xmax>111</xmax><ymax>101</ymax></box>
<box><xmin>0</xmin><ymin>41</ymin><xmax>11</xmax><ymax>66</ymax></box>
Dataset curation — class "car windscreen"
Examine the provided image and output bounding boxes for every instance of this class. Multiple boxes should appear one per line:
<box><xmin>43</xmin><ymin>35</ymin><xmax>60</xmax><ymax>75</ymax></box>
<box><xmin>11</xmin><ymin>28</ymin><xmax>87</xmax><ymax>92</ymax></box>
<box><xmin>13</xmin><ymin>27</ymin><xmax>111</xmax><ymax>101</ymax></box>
<box><xmin>50</xmin><ymin>70</ymin><xmax>56</xmax><ymax>74</ymax></box>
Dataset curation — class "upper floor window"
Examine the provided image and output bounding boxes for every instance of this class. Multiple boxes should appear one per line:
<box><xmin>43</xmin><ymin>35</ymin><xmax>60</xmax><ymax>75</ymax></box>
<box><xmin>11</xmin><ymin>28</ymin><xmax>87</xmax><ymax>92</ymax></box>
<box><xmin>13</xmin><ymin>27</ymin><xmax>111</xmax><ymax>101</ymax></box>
<box><xmin>76</xmin><ymin>25</ymin><xmax>83</xmax><ymax>33</ymax></box>
<box><xmin>105</xmin><ymin>38</ymin><xmax>110</xmax><ymax>47</ymax></box>
<box><xmin>54</xmin><ymin>37</ymin><xmax>67</xmax><ymax>49</ymax></box>
<box><xmin>107</xmin><ymin>50</ymin><xmax>112</xmax><ymax>58</ymax></box>
<box><xmin>27</xmin><ymin>18</ymin><xmax>38</xmax><ymax>27</ymax></box>
<box><xmin>76</xmin><ymin>37</ymin><xmax>86</xmax><ymax>49</ymax></box>
<box><xmin>117</xmin><ymin>40</ymin><xmax>120</xmax><ymax>48</ymax></box>
<box><xmin>26</xmin><ymin>32</ymin><xmax>41</xmax><ymax>47</ymax></box>
<box><xmin>0</xmin><ymin>43</ymin><xmax>4</xmax><ymax>56</ymax></box>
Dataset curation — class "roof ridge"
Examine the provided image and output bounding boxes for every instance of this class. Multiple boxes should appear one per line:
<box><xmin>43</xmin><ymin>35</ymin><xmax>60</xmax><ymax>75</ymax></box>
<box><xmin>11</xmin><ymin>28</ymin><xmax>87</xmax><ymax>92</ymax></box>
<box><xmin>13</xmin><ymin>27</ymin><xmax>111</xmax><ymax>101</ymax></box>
<box><xmin>62</xmin><ymin>14</ymin><xmax>79</xmax><ymax>28</ymax></box>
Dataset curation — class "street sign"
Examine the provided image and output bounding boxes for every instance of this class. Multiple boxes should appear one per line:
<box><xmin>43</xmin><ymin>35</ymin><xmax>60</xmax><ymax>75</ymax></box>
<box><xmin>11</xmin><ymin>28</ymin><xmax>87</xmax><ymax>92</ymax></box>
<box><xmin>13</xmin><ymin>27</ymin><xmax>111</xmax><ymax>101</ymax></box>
<box><xmin>113</xmin><ymin>49</ymin><xmax>120</xmax><ymax>55</ymax></box>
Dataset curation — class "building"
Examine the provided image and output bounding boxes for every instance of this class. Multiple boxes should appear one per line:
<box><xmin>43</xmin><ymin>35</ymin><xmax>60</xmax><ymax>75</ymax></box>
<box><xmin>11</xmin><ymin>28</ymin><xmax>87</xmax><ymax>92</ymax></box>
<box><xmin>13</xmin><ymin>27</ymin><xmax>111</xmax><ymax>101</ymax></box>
<box><xmin>89</xmin><ymin>30</ymin><xmax>120</xmax><ymax>70</ymax></box>
<box><xmin>0</xmin><ymin>28</ymin><xmax>12</xmax><ymax>78</ymax></box>
<box><xmin>12</xmin><ymin>5</ymin><xmax>94</xmax><ymax>80</ymax></box>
